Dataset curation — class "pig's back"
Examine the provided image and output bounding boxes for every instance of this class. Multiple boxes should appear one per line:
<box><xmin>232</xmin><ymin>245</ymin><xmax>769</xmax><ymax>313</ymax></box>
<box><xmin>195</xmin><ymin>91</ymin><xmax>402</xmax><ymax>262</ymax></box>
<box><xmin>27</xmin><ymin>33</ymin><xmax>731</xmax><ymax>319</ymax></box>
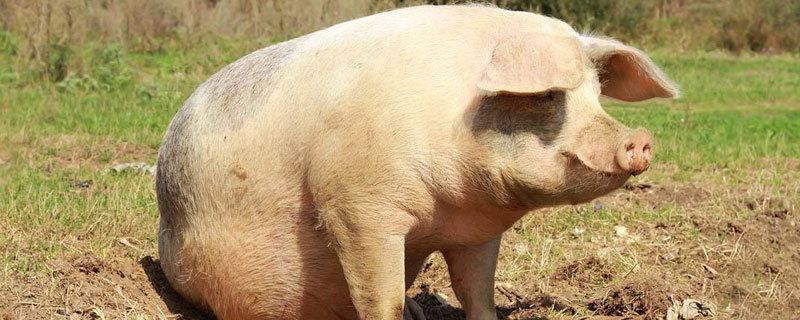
<box><xmin>173</xmin><ymin>5</ymin><xmax>576</xmax><ymax>175</ymax></box>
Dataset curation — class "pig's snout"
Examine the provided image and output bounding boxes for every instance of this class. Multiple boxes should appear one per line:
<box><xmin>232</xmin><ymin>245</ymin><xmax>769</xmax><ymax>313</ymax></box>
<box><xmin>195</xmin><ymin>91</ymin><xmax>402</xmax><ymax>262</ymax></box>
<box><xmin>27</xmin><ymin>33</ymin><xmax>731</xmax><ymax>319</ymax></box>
<box><xmin>616</xmin><ymin>129</ymin><xmax>653</xmax><ymax>176</ymax></box>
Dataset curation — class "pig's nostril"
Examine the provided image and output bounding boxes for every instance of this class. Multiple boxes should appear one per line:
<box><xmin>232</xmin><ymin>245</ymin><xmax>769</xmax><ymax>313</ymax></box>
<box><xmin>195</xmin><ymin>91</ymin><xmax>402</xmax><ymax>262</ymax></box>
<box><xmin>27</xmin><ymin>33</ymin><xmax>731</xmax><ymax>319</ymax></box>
<box><xmin>642</xmin><ymin>144</ymin><xmax>652</xmax><ymax>158</ymax></box>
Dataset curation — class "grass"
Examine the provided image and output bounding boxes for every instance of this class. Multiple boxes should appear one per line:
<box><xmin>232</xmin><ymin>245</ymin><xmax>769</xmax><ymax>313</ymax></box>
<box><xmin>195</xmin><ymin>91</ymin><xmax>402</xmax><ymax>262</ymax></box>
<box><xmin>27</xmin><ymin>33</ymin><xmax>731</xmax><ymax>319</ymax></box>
<box><xmin>606</xmin><ymin>51</ymin><xmax>800</xmax><ymax>169</ymax></box>
<box><xmin>1</xmin><ymin>42</ymin><xmax>799</xmax><ymax>318</ymax></box>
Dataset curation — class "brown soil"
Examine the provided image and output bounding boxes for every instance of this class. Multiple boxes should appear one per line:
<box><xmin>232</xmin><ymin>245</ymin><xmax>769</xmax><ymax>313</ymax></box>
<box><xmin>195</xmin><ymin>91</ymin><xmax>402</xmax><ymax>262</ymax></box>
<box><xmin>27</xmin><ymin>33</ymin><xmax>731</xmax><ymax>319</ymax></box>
<box><xmin>552</xmin><ymin>256</ymin><xmax>615</xmax><ymax>288</ymax></box>
<box><xmin>0</xmin><ymin>254</ymin><xmax>209</xmax><ymax>320</ymax></box>
<box><xmin>587</xmin><ymin>271</ymin><xmax>686</xmax><ymax>319</ymax></box>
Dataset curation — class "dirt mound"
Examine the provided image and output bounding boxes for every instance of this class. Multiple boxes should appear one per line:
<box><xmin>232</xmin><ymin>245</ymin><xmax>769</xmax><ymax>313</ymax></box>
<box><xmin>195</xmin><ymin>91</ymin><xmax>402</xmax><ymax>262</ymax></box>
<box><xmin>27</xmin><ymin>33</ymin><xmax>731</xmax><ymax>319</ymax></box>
<box><xmin>495</xmin><ymin>286</ymin><xmax>575</xmax><ymax>319</ymax></box>
<box><xmin>552</xmin><ymin>256</ymin><xmax>615</xmax><ymax>288</ymax></box>
<box><xmin>411</xmin><ymin>283</ymin><xmax>577</xmax><ymax>320</ymax></box>
<box><xmin>741</xmin><ymin>195</ymin><xmax>792</xmax><ymax>220</ymax></box>
<box><xmin>71</xmin><ymin>255</ymin><xmax>105</xmax><ymax>274</ymax></box>
<box><xmin>588</xmin><ymin>272</ymin><xmax>686</xmax><ymax>320</ymax></box>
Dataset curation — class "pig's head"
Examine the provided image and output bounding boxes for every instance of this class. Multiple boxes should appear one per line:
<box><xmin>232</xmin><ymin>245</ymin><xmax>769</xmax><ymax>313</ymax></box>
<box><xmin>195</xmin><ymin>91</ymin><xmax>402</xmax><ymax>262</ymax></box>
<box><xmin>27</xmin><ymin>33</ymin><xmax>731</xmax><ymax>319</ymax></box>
<box><xmin>468</xmin><ymin>33</ymin><xmax>678</xmax><ymax>208</ymax></box>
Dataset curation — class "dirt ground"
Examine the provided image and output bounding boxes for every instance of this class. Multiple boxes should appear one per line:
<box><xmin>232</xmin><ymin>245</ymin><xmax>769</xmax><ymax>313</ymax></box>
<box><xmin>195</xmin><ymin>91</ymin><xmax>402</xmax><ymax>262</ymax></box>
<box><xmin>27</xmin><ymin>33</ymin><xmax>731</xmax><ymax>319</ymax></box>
<box><xmin>1</xmin><ymin>174</ymin><xmax>798</xmax><ymax>320</ymax></box>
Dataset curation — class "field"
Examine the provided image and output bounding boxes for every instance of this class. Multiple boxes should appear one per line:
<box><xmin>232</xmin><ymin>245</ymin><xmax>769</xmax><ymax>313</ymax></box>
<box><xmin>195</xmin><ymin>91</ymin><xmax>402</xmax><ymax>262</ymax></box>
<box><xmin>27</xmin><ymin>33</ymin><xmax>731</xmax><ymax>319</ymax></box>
<box><xmin>1</xmin><ymin>30</ymin><xmax>800</xmax><ymax>320</ymax></box>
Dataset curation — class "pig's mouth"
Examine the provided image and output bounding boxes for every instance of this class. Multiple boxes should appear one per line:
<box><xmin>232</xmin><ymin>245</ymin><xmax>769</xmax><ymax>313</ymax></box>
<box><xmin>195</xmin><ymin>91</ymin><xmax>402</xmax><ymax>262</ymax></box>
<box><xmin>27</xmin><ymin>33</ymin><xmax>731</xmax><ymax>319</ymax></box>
<box><xmin>559</xmin><ymin>150</ymin><xmax>630</xmax><ymax>178</ymax></box>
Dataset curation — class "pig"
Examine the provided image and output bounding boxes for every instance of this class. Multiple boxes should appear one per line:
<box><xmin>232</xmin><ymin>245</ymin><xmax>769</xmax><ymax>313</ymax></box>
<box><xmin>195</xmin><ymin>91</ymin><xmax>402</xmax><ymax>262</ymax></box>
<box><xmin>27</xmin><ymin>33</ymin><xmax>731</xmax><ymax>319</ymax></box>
<box><xmin>156</xmin><ymin>4</ymin><xmax>678</xmax><ymax>320</ymax></box>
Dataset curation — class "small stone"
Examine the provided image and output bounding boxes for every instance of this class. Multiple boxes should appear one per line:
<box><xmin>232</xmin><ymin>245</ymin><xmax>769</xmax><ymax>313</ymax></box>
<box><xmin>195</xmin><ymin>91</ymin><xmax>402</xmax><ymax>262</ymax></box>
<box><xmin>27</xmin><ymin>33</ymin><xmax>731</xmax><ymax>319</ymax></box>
<box><xmin>110</xmin><ymin>162</ymin><xmax>156</xmax><ymax>175</ymax></box>
<box><xmin>701</xmin><ymin>263</ymin><xmax>719</xmax><ymax>277</ymax></box>
<box><xmin>433</xmin><ymin>292</ymin><xmax>449</xmax><ymax>307</ymax></box>
<box><xmin>667</xmin><ymin>298</ymin><xmax>716</xmax><ymax>320</ymax></box>
<box><xmin>614</xmin><ymin>225</ymin><xmax>628</xmax><ymax>238</ymax></box>
<box><xmin>71</xmin><ymin>179</ymin><xmax>93</xmax><ymax>189</ymax></box>
<box><xmin>571</xmin><ymin>227</ymin><xmax>585</xmax><ymax>238</ymax></box>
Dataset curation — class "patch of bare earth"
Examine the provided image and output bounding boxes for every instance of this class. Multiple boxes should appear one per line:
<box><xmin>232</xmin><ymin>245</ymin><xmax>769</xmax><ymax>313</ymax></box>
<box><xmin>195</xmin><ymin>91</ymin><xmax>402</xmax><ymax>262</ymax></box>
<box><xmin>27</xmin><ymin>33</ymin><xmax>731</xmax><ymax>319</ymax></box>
<box><xmin>0</xmin><ymin>251</ymin><xmax>206</xmax><ymax>320</ymax></box>
<box><xmin>586</xmin><ymin>270</ymin><xmax>687</xmax><ymax>319</ymax></box>
<box><xmin>0</xmin><ymin>252</ymin><xmax>209</xmax><ymax>319</ymax></box>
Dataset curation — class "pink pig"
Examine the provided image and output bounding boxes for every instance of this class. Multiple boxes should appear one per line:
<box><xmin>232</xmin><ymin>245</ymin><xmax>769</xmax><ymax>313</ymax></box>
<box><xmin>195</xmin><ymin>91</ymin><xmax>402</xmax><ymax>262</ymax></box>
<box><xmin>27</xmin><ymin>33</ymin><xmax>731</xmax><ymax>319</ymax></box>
<box><xmin>156</xmin><ymin>5</ymin><xmax>678</xmax><ymax>320</ymax></box>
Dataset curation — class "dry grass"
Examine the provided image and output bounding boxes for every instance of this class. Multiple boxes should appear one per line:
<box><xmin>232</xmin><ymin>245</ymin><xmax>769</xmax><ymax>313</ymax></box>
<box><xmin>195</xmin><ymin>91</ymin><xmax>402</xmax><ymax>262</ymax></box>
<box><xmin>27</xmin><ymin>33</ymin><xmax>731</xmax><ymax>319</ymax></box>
<box><xmin>0</xmin><ymin>0</ymin><xmax>402</xmax><ymax>81</ymax></box>
<box><xmin>0</xmin><ymin>0</ymin><xmax>387</xmax><ymax>50</ymax></box>
<box><xmin>1</xmin><ymin>0</ymin><xmax>799</xmax><ymax>82</ymax></box>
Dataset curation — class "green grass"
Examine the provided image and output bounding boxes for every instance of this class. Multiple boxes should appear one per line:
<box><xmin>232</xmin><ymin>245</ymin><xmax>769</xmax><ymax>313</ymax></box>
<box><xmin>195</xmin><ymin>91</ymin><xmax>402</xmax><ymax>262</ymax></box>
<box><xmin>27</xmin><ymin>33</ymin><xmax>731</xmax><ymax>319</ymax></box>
<box><xmin>0</xmin><ymin>43</ymin><xmax>798</xmax><ymax>278</ymax></box>
<box><xmin>606</xmin><ymin>52</ymin><xmax>800</xmax><ymax>169</ymax></box>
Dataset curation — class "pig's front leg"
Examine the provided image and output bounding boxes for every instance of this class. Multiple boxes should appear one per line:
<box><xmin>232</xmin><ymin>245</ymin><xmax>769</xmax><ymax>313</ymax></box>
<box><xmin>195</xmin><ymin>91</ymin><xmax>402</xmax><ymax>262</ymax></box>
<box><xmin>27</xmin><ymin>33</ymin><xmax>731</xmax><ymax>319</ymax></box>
<box><xmin>325</xmin><ymin>209</ymin><xmax>412</xmax><ymax>319</ymax></box>
<box><xmin>443</xmin><ymin>236</ymin><xmax>502</xmax><ymax>320</ymax></box>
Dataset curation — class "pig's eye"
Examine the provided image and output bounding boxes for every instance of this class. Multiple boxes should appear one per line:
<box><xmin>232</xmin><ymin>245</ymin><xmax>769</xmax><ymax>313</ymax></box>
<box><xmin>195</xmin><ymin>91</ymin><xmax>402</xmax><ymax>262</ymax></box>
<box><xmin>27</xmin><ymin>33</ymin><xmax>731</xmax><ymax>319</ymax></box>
<box><xmin>536</xmin><ymin>90</ymin><xmax>563</xmax><ymax>105</ymax></box>
<box><xmin>528</xmin><ymin>90</ymin><xmax>564</xmax><ymax>114</ymax></box>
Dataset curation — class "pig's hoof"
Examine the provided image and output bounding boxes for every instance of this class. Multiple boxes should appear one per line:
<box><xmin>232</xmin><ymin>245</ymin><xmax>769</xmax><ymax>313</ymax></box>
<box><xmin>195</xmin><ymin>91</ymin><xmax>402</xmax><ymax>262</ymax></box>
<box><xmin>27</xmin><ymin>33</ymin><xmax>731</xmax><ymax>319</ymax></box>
<box><xmin>403</xmin><ymin>296</ymin><xmax>426</xmax><ymax>320</ymax></box>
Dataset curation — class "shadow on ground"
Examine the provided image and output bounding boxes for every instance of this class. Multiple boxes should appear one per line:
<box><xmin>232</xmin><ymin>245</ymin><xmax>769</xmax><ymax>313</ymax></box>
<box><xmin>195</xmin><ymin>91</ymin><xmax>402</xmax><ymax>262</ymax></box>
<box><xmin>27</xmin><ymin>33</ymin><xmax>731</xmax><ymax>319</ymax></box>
<box><xmin>412</xmin><ymin>284</ymin><xmax>575</xmax><ymax>320</ymax></box>
<box><xmin>140</xmin><ymin>256</ymin><xmax>215</xmax><ymax>320</ymax></box>
<box><xmin>138</xmin><ymin>255</ymin><xmax>561</xmax><ymax>320</ymax></box>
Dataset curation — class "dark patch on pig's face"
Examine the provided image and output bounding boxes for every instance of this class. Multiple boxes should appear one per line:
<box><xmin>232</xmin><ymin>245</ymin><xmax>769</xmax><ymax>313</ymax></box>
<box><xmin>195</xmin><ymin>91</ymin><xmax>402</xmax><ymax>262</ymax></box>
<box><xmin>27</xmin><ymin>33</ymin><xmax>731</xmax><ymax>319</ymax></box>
<box><xmin>468</xmin><ymin>89</ymin><xmax>636</xmax><ymax>208</ymax></box>
<box><xmin>471</xmin><ymin>91</ymin><xmax>567</xmax><ymax>150</ymax></box>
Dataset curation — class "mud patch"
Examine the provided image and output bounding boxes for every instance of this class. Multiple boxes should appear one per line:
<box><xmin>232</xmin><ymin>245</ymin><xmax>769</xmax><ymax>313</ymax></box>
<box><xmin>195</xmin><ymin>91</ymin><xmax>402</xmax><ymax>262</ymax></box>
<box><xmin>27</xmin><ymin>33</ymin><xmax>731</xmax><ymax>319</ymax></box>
<box><xmin>411</xmin><ymin>283</ymin><xmax>577</xmax><ymax>320</ymax></box>
<box><xmin>72</xmin><ymin>255</ymin><xmax>105</xmax><ymax>274</ymax></box>
<box><xmin>495</xmin><ymin>285</ymin><xmax>575</xmax><ymax>319</ymax></box>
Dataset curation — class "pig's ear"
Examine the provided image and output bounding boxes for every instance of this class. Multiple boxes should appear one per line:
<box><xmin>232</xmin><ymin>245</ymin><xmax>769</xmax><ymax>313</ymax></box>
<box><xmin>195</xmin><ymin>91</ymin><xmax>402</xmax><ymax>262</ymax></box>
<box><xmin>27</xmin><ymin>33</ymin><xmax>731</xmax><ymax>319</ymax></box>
<box><xmin>579</xmin><ymin>35</ymin><xmax>680</xmax><ymax>102</ymax></box>
<box><xmin>477</xmin><ymin>33</ymin><xmax>585</xmax><ymax>95</ymax></box>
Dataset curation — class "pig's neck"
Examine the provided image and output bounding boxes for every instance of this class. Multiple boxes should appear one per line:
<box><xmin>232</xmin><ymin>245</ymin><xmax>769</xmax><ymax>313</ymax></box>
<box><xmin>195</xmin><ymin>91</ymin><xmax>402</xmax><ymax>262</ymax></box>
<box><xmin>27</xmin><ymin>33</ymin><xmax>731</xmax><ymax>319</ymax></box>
<box><xmin>406</xmin><ymin>198</ymin><xmax>529</xmax><ymax>250</ymax></box>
